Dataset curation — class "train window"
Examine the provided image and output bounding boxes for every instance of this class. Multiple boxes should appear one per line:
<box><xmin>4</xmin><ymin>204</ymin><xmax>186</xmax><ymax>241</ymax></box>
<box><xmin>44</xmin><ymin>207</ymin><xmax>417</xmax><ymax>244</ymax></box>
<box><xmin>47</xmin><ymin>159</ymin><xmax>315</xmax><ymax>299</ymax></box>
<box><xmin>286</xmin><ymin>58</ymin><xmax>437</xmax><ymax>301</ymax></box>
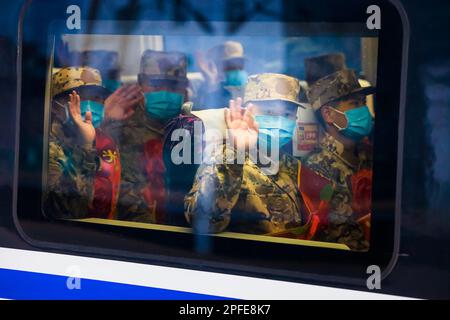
<box><xmin>15</xmin><ymin>0</ymin><xmax>408</xmax><ymax>284</ymax></box>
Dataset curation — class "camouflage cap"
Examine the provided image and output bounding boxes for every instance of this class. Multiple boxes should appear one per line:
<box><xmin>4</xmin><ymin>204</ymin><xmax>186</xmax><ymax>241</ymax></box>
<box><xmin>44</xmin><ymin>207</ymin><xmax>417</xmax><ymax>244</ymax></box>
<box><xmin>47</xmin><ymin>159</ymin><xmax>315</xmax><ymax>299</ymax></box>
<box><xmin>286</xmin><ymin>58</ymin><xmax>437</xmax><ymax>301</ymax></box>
<box><xmin>307</xmin><ymin>69</ymin><xmax>376</xmax><ymax>111</ymax></box>
<box><xmin>244</xmin><ymin>73</ymin><xmax>303</xmax><ymax>106</ymax></box>
<box><xmin>207</xmin><ymin>41</ymin><xmax>245</xmax><ymax>63</ymax></box>
<box><xmin>304</xmin><ymin>52</ymin><xmax>347</xmax><ymax>84</ymax></box>
<box><xmin>51</xmin><ymin>66</ymin><xmax>111</xmax><ymax>98</ymax></box>
<box><xmin>138</xmin><ymin>50</ymin><xmax>188</xmax><ymax>87</ymax></box>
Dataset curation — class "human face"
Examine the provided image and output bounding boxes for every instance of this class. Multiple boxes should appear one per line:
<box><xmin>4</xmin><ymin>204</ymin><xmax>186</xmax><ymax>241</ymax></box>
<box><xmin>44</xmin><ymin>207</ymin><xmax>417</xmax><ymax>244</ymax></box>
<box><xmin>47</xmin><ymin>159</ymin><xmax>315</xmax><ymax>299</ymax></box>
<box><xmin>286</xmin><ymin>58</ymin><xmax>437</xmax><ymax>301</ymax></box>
<box><xmin>54</xmin><ymin>90</ymin><xmax>105</xmax><ymax>108</ymax></box>
<box><xmin>249</xmin><ymin>100</ymin><xmax>297</xmax><ymax>151</ymax></box>
<box><xmin>140</xmin><ymin>83</ymin><xmax>186</xmax><ymax>98</ymax></box>
<box><xmin>250</xmin><ymin>100</ymin><xmax>297</xmax><ymax>120</ymax></box>
<box><xmin>79</xmin><ymin>92</ymin><xmax>106</xmax><ymax>104</ymax></box>
<box><xmin>140</xmin><ymin>82</ymin><xmax>187</xmax><ymax>121</ymax></box>
<box><xmin>52</xmin><ymin>91</ymin><xmax>106</xmax><ymax>122</ymax></box>
<box><xmin>321</xmin><ymin>95</ymin><xmax>366</xmax><ymax>129</ymax></box>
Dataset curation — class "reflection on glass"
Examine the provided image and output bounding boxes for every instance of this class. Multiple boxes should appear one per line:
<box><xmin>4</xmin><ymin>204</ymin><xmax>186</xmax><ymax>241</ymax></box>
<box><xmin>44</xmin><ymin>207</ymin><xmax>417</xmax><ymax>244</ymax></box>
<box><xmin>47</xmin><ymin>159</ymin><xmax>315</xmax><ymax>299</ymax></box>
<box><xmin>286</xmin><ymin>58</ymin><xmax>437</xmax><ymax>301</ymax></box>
<box><xmin>43</xmin><ymin>22</ymin><xmax>378</xmax><ymax>252</ymax></box>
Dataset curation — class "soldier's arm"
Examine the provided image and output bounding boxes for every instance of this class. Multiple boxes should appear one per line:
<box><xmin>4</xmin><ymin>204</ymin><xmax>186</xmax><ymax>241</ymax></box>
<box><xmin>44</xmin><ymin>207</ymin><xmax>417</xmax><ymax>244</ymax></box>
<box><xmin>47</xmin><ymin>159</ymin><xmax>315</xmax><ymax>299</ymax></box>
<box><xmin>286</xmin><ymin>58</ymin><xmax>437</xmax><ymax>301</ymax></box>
<box><xmin>43</xmin><ymin>140</ymin><xmax>97</xmax><ymax>219</ymax></box>
<box><xmin>184</xmin><ymin>145</ymin><xmax>244</xmax><ymax>234</ymax></box>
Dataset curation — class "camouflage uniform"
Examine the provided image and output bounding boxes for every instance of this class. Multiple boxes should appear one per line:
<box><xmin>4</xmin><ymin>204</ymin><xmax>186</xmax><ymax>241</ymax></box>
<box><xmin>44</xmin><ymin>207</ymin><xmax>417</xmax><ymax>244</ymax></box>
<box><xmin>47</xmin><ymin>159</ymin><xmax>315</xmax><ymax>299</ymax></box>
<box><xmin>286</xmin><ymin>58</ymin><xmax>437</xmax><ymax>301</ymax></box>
<box><xmin>103</xmin><ymin>50</ymin><xmax>190</xmax><ymax>223</ymax></box>
<box><xmin>304</xmin><ymin>69</ymin><xmax>376</xmax><ymax>251</ymax></box>
<box><xmin>185</xmin><ymin>74</ymin><xmax>306</xmax><ymax>234</ymax></box>
<box><xmin>102</xmin><ymin>107</ymin><xmax>165</xmax><ymax>223</ymax></box>
<box><xmin>45</xmin><ymin>122</ymin><xmax>97</xmax><ymax>219</ymax></box>
<box><xmin>303</xmin><ymin>133</ymin><xmax>370</xmax><ymax>250</ymax></box>
<box><xmin>185</xmin><ymin>147</ymin><xmax>305</xmax><ymax>234</ymax></box>
<box><xmin>44</xmin><ymin>67</ymin><xmax>117</xmax><ymax>219</ymax></box>
<box><xmin>304</xmin><ymin>53</ymin><xmax>347</xmax><ymax>85</ymax></box>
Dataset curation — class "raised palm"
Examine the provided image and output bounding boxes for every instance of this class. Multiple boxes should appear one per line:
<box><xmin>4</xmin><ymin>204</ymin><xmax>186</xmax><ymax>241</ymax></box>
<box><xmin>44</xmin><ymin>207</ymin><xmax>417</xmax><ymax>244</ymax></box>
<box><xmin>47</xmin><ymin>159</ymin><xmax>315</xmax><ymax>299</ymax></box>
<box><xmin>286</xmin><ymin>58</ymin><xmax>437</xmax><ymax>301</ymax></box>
<box><xmin>68</xmin><ymin>91</ymin><xmax>96</xmax><ymax>148</ymax></box>
<box><xmin>196</xmin><ymin>52</ymin><xmax>220</xmax><ymax>89</ymax></box>
<box><xmin>225</xmin><ymin>97</ymin><xmax>259</xmax><ymax>152</ymax></box>
<box><xmin>104</xmin><ymin>84</ymin><xmax>144</xmax><ymax>121</ymax></box>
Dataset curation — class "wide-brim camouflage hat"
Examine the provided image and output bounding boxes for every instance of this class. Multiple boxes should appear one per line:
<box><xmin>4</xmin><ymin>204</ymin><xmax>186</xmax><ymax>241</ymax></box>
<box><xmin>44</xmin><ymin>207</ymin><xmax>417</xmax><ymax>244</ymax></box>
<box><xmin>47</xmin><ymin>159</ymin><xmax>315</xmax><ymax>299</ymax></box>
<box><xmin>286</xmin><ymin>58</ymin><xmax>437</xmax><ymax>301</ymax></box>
<box><xmin>244</xmin><ymin>73</ymin><xmax>303</xmax><ymax>106</ymax></box>
<box><xmin>304</xmin><ymin>52</ymin><xmax>347</xmax><ymax>84</ymax></box>
<box><xmin>307</xmin><ymin>69</ymin><xmax>376</xmax><ymax>111</ymax></box>
<box><xmin>52</xmin><ymin>66</ymin><xmax>111</xmax><ymax>99</ymax></box>
<box><xmin>138</xmin><ymin>50</ymin><xmax>189</xmax><ymax>87</ymax></box>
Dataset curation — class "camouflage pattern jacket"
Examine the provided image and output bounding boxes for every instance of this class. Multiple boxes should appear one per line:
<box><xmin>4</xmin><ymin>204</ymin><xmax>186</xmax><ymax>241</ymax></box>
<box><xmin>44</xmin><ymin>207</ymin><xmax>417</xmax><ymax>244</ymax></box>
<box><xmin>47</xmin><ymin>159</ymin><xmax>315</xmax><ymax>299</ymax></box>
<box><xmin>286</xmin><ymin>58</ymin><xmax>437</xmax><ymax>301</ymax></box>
<box><xmin>184</xmin><ymin>145</ymin><xmax>305</xmax><ymax>234</ymax></box>
<box><xmin>102</xmin><ymin>106</ymin><xmax>166</xmax><ymax>223</ymax></box>
<box><xmin>44</xmin><ymin>121</ymin><xmax>98</xmax><ymax>219</ymax></box>
<box><xmin>303</xmin><ymin>133</ymin><xmax>372</xmax><ymax>251</ymax></box>
<box><xmin>45</xmin><ymin>117</ymin><xmax>122</xmax><ymax>220</ymax></box>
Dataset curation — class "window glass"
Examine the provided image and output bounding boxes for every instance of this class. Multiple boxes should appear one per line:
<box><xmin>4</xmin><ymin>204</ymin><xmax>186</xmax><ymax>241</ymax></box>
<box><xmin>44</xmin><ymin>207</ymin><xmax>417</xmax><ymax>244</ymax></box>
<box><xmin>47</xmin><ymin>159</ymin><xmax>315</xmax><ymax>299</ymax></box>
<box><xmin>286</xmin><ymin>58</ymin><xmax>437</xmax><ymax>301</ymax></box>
<box><xmin>42</xmin><ymin>20</ymin><xmax>378</xmax><ymax>252</ymax></box>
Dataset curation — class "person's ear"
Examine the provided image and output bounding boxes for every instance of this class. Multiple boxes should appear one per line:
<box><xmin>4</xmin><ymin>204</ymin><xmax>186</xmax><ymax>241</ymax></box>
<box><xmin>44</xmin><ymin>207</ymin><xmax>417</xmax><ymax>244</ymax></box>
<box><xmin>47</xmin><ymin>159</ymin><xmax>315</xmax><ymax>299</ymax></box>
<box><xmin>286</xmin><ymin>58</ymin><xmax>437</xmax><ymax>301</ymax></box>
<box><xmin>320</xmin><ymin>106</ymin><xmax>335</xmax><ymax>125</ymax></box>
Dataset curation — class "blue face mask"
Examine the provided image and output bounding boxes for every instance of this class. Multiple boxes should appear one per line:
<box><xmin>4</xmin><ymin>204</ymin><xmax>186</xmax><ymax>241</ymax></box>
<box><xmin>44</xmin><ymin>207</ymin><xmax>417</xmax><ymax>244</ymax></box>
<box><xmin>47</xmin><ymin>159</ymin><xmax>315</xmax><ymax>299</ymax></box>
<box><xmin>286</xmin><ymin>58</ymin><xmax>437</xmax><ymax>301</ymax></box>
<box><xmin>255</xmin><ymin>115</ymin><xmax>296</xmax><ymax>149</ymax></box>
<box><xmin>144</xmin><ymin>91</ymin><xmax>184</xmax><ymax>120</ymax></box>
<box><xmin>80</xmin><ymin>100</ymin><xmax>105</xmax><ymax>128</ymax></box>
<box><xmin>224</xmin><ymin>70</ymin><xmax>248</xmax><ymax>87</ymax></box>
<box><xmin>334</xmin><ymin>105</ymin><xmax>374</xmax><ymax>141</ymax></box>
<box><xmin>102</xmin><ymin>79</ymin><xmax>122</xmax><ymax>92</ymax></box>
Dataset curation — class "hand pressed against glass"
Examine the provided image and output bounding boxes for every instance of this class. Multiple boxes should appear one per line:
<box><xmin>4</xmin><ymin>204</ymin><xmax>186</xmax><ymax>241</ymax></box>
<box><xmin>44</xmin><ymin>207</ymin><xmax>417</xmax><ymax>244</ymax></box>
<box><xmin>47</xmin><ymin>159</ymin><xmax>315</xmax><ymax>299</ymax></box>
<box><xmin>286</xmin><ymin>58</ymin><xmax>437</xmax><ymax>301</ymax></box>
<box><xmin>68</xmin><ymin>91</ymin><xmax>96</xmax><ymax>148</ymax></box>
<box><xmin>225</xmin><ymin>97</ymin><xmax>259</xmax><ymax>151</ymax></box>
<box><xmin>104</xmin><ymin>84</ymin><xmax>144</xmax><ymax>121</ymax></box>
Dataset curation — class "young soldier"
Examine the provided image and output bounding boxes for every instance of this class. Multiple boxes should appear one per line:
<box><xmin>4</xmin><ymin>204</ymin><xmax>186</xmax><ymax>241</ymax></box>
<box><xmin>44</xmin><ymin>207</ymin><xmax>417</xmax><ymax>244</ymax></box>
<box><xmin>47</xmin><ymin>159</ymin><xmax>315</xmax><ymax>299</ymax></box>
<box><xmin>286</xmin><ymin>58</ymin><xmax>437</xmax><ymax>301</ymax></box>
<box><xmin>303</xmin><ymin>69</ymin><xmax>376</xmax><ymax>251</ymax></box>
<box><xmin>103</xmin><ymin>50</ymin><xmax>196</xmax><ymax>224</ymax></box>
<box><xmin>195</xmin><ymin>41</ymin><xmax>248</xmax><ymax>110</ymax></box>
<box><xmin>184</xmin><ymin>73</ymin><xmax>309</xmax><ymax>235</ymax></box>
<box><xmin>45</xmin><ymin>67</ymin><xmax>129</xmax><ymax>219</ymax></box>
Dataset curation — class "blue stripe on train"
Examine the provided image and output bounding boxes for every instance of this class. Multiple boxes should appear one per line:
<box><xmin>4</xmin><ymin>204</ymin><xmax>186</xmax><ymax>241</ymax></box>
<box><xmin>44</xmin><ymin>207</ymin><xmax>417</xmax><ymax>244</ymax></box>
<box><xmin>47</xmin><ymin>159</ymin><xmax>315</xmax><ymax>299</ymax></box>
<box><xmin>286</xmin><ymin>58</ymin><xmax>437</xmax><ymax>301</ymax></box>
<box><xmin>0</xmin><ymin>268</ymin><xmax>230</xmax><ymax>300</ymax></box>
